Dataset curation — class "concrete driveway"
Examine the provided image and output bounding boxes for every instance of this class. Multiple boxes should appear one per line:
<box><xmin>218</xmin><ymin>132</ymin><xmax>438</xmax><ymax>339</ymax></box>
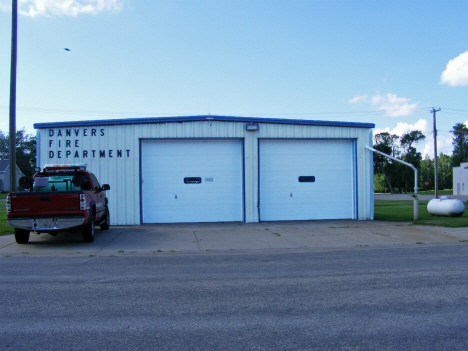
<box><xmin>1</xmin><ymin>220</ymin><xmax>468</xmax><ymax>256</ymax></box>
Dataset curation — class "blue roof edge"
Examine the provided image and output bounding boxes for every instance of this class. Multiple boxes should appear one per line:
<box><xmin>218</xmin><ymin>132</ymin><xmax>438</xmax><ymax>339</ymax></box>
<box><xmin>34</xmin><ymin>115</ymin><xmax>375</xmax><ymax>129</ymax></box>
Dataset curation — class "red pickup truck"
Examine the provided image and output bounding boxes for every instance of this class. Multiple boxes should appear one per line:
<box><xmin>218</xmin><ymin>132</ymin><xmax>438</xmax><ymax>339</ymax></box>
<box><xmin>6</xmin><ymin>164</ymin><xmax>110</xmax><ymax>244</ymax></box>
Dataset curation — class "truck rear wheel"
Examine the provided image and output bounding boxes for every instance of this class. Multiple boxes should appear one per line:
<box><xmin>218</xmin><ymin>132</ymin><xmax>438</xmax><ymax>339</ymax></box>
<box><xmin>82</xmin><ymin>214</ymin><xmax>95</xmax><ymax>243</ymax></box>
<box><xmin>15</xmin><ymin>229</ymin><xmax>30</xmax><ymax>244</ymax></box>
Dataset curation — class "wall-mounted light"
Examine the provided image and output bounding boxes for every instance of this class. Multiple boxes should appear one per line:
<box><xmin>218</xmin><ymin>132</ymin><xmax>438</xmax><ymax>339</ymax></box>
<box><xmin>245</xmin><ymin>123</ymin><xmax>259</xmax><ymax>131</ymax></box>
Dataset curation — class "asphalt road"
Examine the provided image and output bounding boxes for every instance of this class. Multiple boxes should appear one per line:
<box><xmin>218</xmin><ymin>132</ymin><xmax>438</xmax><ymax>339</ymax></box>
<box><xmin>2</xmin><ymin>246</ymin><xmax>468</xmax><ymax>350</ymax></box>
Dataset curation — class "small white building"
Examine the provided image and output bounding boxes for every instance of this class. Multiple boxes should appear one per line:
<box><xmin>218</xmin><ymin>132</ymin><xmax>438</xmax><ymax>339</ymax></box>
<box><xmin>453</xmin><ymin>162</ymin><xmax>468</xmax><ymax>195</ymax></box>
<box><xmin>0</xmin><ymin>160</ymin><xmax>25</xmax><ymax>192</ymax></box>
<box><xmin>34</xmin><ymin>116</ymin><xmax>375</xmax><ymax>225</ymax></box>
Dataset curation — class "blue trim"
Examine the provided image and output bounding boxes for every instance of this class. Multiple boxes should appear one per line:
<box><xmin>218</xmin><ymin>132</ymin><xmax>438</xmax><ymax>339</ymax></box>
<box><xmin>242</xmin><ymin>139</ymin><xmax>246</xmax><ymax>223</ymax></box>
<box><xmin>353</xmin><ymin>139</ymin><xmax>358</xmax><ymax>220</ymax></box>
<box><xmin>257</xmin><ymin>137</ymin><xmax>358</xmax><ymax>141</ymax></box>
<box><xmin>139</xmin><ymin>137</ymin><xmax>242</xmax><ymax>141</ymax></box>
<box><xmin>368</xmin><ymin>130</ymin><xmax>374</xmax><ymax>220</ymax></box>
<box><xmin>139</xmin><ymin>139</ymin><xmax>143</xmax><ymax>224</ymax></box>
<box><xmin>257</xmin><ymin>137</ymin><xmax>261</xmax><ymax>222</ymax></box>
<box><xmin>34</xmin><ymin>115</ymin><xmax>374</xmax><ymax>129</ymax></box>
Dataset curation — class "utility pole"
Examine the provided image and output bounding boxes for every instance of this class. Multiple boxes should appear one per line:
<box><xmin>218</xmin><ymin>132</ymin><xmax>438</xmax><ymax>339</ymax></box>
<box><xmin>431</xmin><ymin>108</ymin><xmax>441</xmax><ymax>199</ymax></box>
<box><xmin>9</xmin><ymin>0</ymin><xmax>18</xmax><ymax>192</ymax></box>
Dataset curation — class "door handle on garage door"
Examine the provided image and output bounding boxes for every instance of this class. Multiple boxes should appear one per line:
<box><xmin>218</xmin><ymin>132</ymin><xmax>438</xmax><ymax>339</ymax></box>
<box><xmin>184</xmin><ymin>177</ymin><xmax>202</xmax><ymax>184</ymax></box>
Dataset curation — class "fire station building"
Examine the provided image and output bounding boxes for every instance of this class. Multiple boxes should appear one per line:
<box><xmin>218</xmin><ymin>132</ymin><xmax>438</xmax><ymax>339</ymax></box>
<box><xmin>34</xmin><ymin>115</ymin><xmax>375</xmax><ymax>225</ymax></box>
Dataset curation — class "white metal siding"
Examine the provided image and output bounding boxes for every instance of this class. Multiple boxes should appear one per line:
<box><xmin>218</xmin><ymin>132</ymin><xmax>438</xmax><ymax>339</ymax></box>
<box><xmin>453</xmin><ymin>162</ymin><xmax>468</xmax><ymax>195</ymax></box>
<box><xmin>141</xmin><ymin>140</ymin><xmax>243</xmax><ymax>223</ymax></box>
<box><xmin>36</xmin><ymin>119</ymin><xmax>374</xmax><ymax>224</ymax></box>
<box><xmin>259</xmin><ymin>139</ymin><xmax>355</xmax><ymax>221</ymax></box>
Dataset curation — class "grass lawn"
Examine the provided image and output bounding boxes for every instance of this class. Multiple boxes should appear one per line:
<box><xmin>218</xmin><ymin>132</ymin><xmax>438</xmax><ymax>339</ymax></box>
<box><xmin>0</xmin><ymin>206</ymin><xmax>14</xmax><ymax>236</ymax></box>
<box><xmin>1</xmin><ymin>193</ymin><xmax>12</xmax><ymax>236</ymax></box>
<box><xmin>376</xmin><ymin>189</ymin><xmax>454</xmax><ymax>196</ymax></box>
<box><xmin>374</xmin><ymin>200</ymin><xmax>468</xmax><ymax>228</ymax></box>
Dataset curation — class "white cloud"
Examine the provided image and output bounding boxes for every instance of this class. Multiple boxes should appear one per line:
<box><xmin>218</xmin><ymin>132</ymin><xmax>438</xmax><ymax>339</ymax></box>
<box><xmin>373</xmin><ymin>119</ymin><xmax>430</xmax><ymax>139</ymax></box>
<box><xmin>373</xmin><ymin>119</ymin><xmax>455</xmax><ymax>158</ymax></box>
<box><xmin>429</xmin><ymin>120</ymin><xmax>468</xmax><ymax>156</ymax></box>
<box><xmin>440</xmin><ymin>50</ymin><xmax>468</xmax><ymax>87</ymax></box>
<box><xmin>349</xmin><ymin>92</ymin><xmax>419</xmax><ymax>117</ymax></box>
<box><xmin>395</xmin><ymin>119</ymin><xmax>430</xmax><ymax>137</ymax></box>
<box><xmin>421</xmin><ymin>134</ymin><xmax>453</xmax><ymax>159</ymax></box>
<box><xmin>373</xmin><ymin>127</ymin><xmax>390</xmax><ymax>135</ymax></box>
<box><xmin>370</xmin><ymin>93</ymin><xmax>419</xmax><ymax>117</ymax></box>
<box><xmin>348</xmin><ymin>94</ymin><xmax>367</xmax><ymax>104</ymax></box>
<box><xmin>1</xmin><ymin>0</ymin><xmax>124</xmax><ymax>17</ymax></box>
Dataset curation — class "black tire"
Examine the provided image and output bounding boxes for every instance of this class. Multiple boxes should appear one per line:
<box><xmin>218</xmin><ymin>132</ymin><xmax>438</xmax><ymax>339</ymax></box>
<box><xmin>100</xmin><ymin>207</ymin><xmax>110</xmax><ymax>230</ymax></box>
<box><xmin>82</xmin><ymin>214</ymin><xmax>95</xmax><ymax>243</ymax></box>
<box><xmin>15</xmin><ymin>228</ymin><xmax>30</xmax><ymax>244</ymax></box>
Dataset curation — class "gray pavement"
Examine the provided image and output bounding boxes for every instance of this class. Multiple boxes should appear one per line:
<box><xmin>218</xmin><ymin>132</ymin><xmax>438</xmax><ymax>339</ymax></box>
<box><xmin>1</xmin><ymin>219</ymin><xmax>468</xmax><ymax>256</ymax></box>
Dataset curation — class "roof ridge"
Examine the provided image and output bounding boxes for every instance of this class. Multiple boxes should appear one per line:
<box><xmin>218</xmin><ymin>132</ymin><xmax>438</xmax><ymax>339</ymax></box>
<box><xmin>34</xmin><ymin>115</ymin><xmax>375</xmax><ymax>129</ymax></box>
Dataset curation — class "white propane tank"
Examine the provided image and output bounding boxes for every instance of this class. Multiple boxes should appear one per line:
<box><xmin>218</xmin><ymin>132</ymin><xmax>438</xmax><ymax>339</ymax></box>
<box><xmin>427</xmin><ymin>196</ymin><xmax>465</xmax><ymax>217</ymax></box>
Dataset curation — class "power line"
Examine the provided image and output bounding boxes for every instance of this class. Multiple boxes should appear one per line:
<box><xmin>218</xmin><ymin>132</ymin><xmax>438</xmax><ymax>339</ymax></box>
<box><xmin>440</xmin><ymin>107</ymin><xmax>468</xmax><ymax>113</ymax></box>
<box><xmin>440</xmin><ymin>111</ymin><xmax>468</xmax><ymax>116</ymax></box>
<box><xmin>0</xmin><ymin>105</ymin><xmax>432</xmax><ymax>118</ymax></box>
<box><xmin>1</xmin><ymin>104</ymin><xmax>467</xmax><ymax>124</ymax></box>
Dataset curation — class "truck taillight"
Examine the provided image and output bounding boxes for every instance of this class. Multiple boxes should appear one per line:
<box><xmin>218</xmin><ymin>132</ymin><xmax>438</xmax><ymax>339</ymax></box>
<box><xmin>79</xmin><ymin>194</ymin><xmax>86</xmax><ymax>210</ymax></box>
<box><xmin>6</xmin><ymin>195</ymin><xmax>11</xmax><ymax>213</ymax></box>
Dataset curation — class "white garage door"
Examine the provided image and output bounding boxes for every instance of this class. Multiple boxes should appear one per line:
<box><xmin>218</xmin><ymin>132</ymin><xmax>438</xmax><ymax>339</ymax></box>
<box><xmin>141</xmin><ymin>140</ymin><xmax>243</xmax><ymax>223</ymax></box>
<box><xmin>259</xmin><ymin>139</ymin><xmax>355</xmax><ymax>221</ymax></box>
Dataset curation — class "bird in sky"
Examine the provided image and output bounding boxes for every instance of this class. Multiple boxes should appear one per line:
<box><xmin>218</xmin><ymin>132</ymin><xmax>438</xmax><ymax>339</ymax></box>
<box><xmin>64</xmin><ymin>48</ymin><xmax>71</xmax><ymax>51</ymax></box>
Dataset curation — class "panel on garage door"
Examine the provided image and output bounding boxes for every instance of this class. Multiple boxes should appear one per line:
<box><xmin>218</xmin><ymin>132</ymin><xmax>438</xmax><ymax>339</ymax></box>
<box><xmin>141</xmin><ymin>140</ymin><xmax>243</xmax><ymax>223</ymax></box>
<box><xmin>259</xmin><ymin>140</ymin><xmax>355</xmax><ymax>221</ymax></box>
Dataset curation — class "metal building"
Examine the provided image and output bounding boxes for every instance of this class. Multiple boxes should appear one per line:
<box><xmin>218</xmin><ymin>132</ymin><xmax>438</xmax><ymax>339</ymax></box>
<box><xmin>34</xmin><ymin>116</ymin><xmax>375</xmax><ymax>225</ymax></box>
<box><xmin>453</xmin><ymin>162</ymin><xmax>468</xmax><ymax>195</ymax></box>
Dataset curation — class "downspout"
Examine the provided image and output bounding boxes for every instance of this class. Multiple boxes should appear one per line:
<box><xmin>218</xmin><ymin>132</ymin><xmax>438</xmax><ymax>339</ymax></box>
<box><xmin>365</xmin><ymin>146</ymin><xmax>419</xmax><ymax>221</ymax></box>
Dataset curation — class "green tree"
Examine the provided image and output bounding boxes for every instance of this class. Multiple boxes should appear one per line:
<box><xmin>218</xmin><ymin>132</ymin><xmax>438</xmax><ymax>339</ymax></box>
<box><xmin>400</xmin><ymin>130</ymin><xmax>425</xmax><ymax>193</ymax></box>
<box><xmin>437</xmin><ymin>153</ymin><xmax>452</xmax><ymax>190</ymax></box>
<box><xmin>400</xmin><ymin>130</ymin><xmax>426</xmax><ymax>153</ymax></box>
<box><xmin>451</xmin><ymin>123</ymin><xmax>468</xmax><ymax>167</ymax></box>
<box><xmin>373</xmin><ymin>130</ymin><xmax>426</xmax><ymax>194</ymax></box>
<box><xmin>0</xmin><ymin>129</ymin><xmax>36</xmax><ymax>177</ymax></box>
<box><xmin>373</xmin><ymin>132</ymin><xmax>400</xmax><ymax>194</ymax></box>
<box><xmin>420</xmin><ymin>155</ymin><xmax>434</xmax><ymax>191</ymax></box>
<box><xmin>373</xmin><ymin>174</ymin><xmax>389</xmax><ymax>193</ymax></box>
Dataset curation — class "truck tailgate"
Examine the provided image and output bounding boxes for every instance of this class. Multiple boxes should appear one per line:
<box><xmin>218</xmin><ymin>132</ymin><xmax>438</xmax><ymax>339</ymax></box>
<box><xmin>9</xmin><ymin>192</ymin><xmax>81</xmax><ymax>217</ymax></box>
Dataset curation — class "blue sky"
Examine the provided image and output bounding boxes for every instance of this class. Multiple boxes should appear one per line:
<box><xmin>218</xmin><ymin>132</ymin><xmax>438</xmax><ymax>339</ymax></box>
<box><xmin>1</xmin><ymin>0</ymin><xmax>468</xmax><ymax>157</ymax></box>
